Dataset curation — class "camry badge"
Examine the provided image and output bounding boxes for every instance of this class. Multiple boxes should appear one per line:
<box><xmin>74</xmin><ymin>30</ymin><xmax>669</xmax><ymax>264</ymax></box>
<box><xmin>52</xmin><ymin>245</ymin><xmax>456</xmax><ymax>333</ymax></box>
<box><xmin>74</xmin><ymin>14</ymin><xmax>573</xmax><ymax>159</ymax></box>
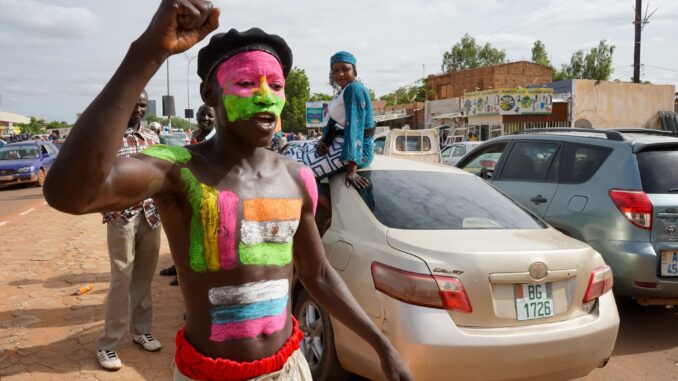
<box><xmin>666</xmin><ymin>225</ymin><xmax>677</xmax><ymax>235</ymax></box>
<box><xmin>528</xmin><ymin>262</ymin><xmax>548</xmax><ymax>281</ymax></box>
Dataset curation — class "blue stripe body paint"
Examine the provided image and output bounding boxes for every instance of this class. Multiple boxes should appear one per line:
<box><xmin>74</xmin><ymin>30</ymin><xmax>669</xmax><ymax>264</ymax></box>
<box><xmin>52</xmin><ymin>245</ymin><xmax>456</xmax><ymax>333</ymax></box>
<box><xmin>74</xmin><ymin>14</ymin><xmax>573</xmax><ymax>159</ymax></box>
<box><xmin>210</xmin><ymin>295</ymin><xmax>289</xmax><ymax>324</ymax></box>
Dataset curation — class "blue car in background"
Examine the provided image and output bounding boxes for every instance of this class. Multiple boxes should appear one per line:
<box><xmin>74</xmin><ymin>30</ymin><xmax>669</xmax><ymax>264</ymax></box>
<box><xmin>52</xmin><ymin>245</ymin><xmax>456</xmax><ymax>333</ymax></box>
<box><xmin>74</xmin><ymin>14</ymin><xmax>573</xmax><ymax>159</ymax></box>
<box><xmin>0</xmin><ymin>141</ymin><xmax>59</xmax><ymax>188</ymax></box>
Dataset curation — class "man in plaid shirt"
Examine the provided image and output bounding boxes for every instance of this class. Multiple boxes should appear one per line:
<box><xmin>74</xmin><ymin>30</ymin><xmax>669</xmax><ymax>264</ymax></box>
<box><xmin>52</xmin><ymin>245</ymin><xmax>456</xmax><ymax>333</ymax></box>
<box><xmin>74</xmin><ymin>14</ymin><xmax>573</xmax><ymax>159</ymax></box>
<box><xmin>97</xmin><ymin>90</ymin><xmax>163</xmax><ymax>370</ymax></box>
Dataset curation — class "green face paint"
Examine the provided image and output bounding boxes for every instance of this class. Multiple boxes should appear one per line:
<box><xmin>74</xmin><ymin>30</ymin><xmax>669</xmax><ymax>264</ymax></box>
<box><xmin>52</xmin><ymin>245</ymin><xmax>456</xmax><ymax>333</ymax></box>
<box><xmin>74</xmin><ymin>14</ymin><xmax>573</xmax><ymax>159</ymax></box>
<box><xmin>141</xmin><ymin>145</ymin><xmax>192</xmax><ymax>164</ymax></box>
<box><xmin>222</xmin><ymin>94</ymin><xmax>285</xmax><ymax>123</ymax></box>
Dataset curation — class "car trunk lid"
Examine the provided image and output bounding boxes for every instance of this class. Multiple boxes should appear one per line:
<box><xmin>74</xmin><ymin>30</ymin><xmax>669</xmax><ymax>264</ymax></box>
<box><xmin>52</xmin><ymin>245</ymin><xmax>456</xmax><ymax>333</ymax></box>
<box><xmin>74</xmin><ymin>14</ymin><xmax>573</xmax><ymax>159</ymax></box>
<box><xmin>386</xmin><ymin>228</ymin><xmax>603</xmax><ymax>327</ymax></box>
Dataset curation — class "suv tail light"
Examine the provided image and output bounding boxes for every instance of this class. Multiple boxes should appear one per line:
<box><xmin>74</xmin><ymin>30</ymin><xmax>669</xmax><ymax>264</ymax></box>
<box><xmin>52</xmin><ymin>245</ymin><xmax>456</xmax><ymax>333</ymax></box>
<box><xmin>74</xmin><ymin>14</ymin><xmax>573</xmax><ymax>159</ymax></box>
<box><xmin>371</xmin><ymin>262</ymin><xmax>472</xmax><ymax>313</ymax></box>
<box><xmin>609</xmin><ymin>189</ymin><xmax>653</xmax><ymax>229</ymax></box>
<box><xmin>583</xmin><ymin>265</ymin><xmax>613</xmax><ymax>303</ymax></box>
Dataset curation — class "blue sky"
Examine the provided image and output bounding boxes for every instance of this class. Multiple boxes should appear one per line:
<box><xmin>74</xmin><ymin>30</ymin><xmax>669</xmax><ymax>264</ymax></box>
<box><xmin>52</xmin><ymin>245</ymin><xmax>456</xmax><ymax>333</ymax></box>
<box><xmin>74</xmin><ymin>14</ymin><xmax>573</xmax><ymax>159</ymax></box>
<box><xmin>1</xmin><ymin>0</ymin><xmax>676</xmax><ymax>123</ymax></box>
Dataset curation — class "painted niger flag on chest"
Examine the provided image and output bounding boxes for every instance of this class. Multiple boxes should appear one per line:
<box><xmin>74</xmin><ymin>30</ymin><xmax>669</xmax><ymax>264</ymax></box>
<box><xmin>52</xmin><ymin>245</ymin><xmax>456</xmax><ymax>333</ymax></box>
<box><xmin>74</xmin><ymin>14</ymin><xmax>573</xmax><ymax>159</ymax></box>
<box><xmin>239</xmin><ymin>198</ymin><xmax>301</xmax><ymax>266</ymax></box>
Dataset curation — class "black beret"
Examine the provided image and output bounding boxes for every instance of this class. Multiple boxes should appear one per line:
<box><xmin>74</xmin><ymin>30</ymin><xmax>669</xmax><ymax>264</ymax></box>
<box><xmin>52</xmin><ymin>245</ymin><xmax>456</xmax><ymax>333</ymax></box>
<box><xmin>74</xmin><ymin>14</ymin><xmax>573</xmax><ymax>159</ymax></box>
<box><xmin>197</xmin><ymin>28</ymin><xmax>293</xmax><ymax>82</ymax></box>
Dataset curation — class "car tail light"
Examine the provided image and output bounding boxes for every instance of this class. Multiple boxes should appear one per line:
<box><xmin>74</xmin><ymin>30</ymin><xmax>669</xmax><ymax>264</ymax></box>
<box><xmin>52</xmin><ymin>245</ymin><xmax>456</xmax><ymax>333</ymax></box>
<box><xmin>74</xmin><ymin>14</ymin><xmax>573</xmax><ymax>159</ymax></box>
<box><xmin>583</xmin><ymin>265</ymin><xmax>613</xmax><ymax>303</ymax></box>
<box><xmin>371</xmin><ymin>262</ymin><xmax>472</xmax><ymax>313</ymax></box>
<box><xmin>609</xmin><ymin>189</ymin><xmax>653</xmax><ymax>229</ymax></box>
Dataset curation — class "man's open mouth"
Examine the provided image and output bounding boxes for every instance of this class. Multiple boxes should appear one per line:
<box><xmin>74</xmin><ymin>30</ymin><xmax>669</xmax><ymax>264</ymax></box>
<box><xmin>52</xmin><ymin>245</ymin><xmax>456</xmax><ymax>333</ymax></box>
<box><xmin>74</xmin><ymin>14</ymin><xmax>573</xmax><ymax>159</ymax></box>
<box><xmin>251</xmin><ymin>112</ymin><xmax>277</xmax><ymax>130</ymax></box>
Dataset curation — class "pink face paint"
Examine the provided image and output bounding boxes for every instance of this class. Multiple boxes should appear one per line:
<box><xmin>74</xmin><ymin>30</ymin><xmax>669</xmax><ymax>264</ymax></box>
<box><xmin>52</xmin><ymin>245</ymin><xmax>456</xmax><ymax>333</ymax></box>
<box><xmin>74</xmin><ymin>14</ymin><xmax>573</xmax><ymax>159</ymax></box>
<box><xmin>299</xmin><ymin>166</ymin><xmax>318</xmax><ymax>215</ymax></box>
<box><xmin>216</xmin><ymin>51</ymin><xmax>285</xmax><ymax>99</ymax></box>
<box><xmin>217</xmin><ymin>191</ymin><xmax>239</xmax><ymax>271</ymax></box>
<box><xmin>209</xmin><ymin>310</ymin><xmax>288</xmax><ymax>342</ymax></box>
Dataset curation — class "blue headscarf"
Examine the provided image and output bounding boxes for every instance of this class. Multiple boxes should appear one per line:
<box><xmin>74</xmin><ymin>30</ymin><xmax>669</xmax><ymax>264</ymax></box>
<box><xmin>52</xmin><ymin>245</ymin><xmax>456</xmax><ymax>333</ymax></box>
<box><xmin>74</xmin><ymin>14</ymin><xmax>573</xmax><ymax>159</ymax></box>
<box><xmin>330</xmin><ymin>51</ymin><xmax>357</xmax><ymax>67</ymax></box>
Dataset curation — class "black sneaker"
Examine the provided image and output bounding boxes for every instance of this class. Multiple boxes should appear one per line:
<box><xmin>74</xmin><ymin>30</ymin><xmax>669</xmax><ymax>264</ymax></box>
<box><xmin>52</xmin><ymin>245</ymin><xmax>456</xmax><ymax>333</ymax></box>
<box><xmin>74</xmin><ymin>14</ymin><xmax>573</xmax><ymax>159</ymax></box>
<box><xmin>159</xmin><ymin>265</ymin><xmax>176</xmax><ymax>276</ymax></box>
<box><xmin>169</xmin><ymin>276</ymin><xmax>179</xmax><ymax>286</ymax></box>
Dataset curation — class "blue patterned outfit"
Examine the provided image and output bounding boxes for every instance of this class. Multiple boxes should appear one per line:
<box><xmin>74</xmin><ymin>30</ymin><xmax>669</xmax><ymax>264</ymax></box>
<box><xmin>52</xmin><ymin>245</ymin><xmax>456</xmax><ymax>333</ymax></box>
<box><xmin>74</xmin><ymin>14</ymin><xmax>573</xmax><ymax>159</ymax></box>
<box><xmin>283</xmin><ymin>81</ymin><xmax>375</xmax><ymax>178</ymax></box>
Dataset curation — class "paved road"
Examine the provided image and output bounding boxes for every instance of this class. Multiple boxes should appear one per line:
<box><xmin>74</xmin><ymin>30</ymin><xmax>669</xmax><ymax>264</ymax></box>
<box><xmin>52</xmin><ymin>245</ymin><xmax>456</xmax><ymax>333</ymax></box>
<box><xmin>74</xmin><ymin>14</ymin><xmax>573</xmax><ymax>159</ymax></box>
<box><xmin>0</xmin><ymin>184</ymin><xmax>46</xmax><ymax>224</ymax></box>
<box><xmin>0</xmin><ymin>203</ymin><xmax>675</xmax><ymax>380</ymax></box>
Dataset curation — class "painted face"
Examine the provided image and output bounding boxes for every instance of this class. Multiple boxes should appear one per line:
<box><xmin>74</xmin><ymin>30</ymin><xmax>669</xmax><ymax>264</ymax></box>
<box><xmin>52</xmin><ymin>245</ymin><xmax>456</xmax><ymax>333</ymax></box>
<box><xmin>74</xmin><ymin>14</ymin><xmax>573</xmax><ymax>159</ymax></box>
<box><xmin>216</xmin><ymin>51</ymin><xmax>285</xmax><ymax>125</ymax></box>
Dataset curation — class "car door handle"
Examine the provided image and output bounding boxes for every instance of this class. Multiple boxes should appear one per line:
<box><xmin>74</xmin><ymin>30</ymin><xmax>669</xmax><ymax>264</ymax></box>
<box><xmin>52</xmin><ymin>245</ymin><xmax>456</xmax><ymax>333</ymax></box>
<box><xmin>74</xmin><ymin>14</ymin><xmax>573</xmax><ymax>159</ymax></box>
<box><xmin>658</xmin><ymin>213</ymin><xmax>678</xmax><ymax>219</ymax></box>
<box><xmin>530</xmin><ymin>195</ymin><xmax>548</xmax><ymax>204</ymax></box>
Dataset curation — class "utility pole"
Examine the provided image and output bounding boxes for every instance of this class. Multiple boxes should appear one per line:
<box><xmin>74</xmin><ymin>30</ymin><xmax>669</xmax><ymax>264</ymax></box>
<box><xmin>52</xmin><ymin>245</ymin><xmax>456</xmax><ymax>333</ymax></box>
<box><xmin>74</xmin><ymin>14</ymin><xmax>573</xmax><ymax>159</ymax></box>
<box><xmin>167</xmin><ymin>58</ymin><xmax>172</xmax><ymax>129</ymax></box>
<box><xmin>633</xmin><ymin>0</ymin><xmax>657</xmax><ymax>83</ymax></box>
<box><xmin>633</xmin><ymin>0</ymin><xmax>642</xmax><ymax>83</ymax></box>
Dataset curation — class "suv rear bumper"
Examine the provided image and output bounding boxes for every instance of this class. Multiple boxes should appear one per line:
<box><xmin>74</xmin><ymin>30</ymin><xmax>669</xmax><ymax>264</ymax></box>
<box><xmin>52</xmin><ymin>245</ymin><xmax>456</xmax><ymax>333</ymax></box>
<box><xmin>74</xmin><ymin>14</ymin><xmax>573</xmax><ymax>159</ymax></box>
<box><xmin>589</xmin><ymin>240</ymin><xmax>678</xmax><ymax>297</ymax></box>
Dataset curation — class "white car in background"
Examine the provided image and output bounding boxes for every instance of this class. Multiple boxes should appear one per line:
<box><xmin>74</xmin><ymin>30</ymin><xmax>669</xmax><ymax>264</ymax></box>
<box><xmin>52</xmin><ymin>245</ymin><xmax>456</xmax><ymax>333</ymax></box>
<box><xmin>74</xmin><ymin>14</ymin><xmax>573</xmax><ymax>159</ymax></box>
<box><xmin>441</xmin><ymin>141</ymin><xmax>482</xmax><ymax>166</ymax></box>
<box><xmin>292</xmin><ymin>155</ymin><xmax>619</xmax><ymax>381</ymax></box>
<box><xmin>373</xmin><ymin>129</ymin><xmax>442</xmax><ymax>164</ymax></box>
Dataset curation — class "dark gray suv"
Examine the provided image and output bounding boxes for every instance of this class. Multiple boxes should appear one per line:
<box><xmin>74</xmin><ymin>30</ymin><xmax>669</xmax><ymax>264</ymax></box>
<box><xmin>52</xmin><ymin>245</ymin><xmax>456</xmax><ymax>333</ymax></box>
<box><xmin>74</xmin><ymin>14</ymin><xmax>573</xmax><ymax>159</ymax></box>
<box><xmin>457</xmin><ymin>129</ymin><xmax>678</xmax><ymax>306</ymax></box>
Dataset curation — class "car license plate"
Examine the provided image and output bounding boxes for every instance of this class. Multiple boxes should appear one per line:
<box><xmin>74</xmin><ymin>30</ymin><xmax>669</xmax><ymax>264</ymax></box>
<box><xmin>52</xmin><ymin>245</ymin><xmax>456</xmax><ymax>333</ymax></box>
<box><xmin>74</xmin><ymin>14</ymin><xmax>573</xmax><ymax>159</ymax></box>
<box><xmin>514</xmin><ymin>283</ymin><xmax>555</xmax><ymax>321</ymax></box>
<box><xmin>0</xmin><ymin>175</ymin><xmax>14</xmax><ymax>181</ymax></box>
<box><xmin>660</xmin><ymin>251</ymin><xmax>678</xmax><ymax>276</ymax></box>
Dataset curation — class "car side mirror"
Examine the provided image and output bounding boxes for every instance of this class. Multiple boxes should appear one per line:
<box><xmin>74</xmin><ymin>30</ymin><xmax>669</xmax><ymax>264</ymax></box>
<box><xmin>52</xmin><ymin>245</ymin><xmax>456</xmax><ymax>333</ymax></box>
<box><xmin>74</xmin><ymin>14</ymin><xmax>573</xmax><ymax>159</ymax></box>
<box><xmin>41</xmin><ymin>152</ymin><xmax>49</xmax><ymax>158</ymax></box>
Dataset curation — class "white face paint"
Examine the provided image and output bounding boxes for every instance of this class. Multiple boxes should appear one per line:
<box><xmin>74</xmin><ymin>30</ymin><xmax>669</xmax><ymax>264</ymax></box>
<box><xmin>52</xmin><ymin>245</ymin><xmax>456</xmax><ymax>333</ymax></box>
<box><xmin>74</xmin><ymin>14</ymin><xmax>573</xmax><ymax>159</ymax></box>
<box><xmin>240</xmin><ymin>220</ymin><xmax>299</xmax><ymax>246</ymax></box>
<box><xmin>208</xmin><ymin>279</ymin><xmax>289</xmax><ymax>306</ymax></box>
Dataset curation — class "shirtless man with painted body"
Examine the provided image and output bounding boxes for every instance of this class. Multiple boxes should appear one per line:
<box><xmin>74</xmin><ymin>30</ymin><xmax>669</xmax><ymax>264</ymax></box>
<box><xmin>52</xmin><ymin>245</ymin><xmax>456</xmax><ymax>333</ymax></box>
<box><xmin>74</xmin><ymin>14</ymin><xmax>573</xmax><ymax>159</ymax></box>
<box><xmin>44</xmin><ymin>1</ymin><xmax>412</xmax><ymax>380</ymax></box>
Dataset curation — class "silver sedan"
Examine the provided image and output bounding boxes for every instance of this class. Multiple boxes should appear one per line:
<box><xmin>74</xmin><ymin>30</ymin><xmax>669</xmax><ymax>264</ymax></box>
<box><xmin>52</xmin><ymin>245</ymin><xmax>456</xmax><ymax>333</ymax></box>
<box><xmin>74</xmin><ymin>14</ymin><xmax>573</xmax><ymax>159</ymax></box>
<box><xmin>292</xmin><ymin>155</ymin><xmax>619</xmax><ymax>381</ymax></box>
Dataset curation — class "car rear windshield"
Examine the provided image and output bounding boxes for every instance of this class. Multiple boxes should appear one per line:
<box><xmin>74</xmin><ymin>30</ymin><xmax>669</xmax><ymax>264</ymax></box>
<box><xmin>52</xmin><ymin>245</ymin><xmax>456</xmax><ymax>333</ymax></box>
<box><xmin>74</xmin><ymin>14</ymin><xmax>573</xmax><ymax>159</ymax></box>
<box><xmin>637</xmin><ymin>148</ymin><xmax>678</xmax><ymax>194</ymax></box>
<box><xmin>0</xmin><ymin>145</ymin><xmax>40</xmax><ymax>160</ymax></box>
<box><xmin>356</xmin><ymin>170</ymin><xmax>545</xmax><ymax>230</ymax></box>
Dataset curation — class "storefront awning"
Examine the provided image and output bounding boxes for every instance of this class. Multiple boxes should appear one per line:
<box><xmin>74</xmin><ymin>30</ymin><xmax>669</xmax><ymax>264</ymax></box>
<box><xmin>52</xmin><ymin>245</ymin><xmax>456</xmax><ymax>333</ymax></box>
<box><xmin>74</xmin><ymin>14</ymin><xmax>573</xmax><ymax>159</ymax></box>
<box><xmin>432</xmin><ymin>112</ymin><xmax>463</xmax><ymax>120</ymax></box>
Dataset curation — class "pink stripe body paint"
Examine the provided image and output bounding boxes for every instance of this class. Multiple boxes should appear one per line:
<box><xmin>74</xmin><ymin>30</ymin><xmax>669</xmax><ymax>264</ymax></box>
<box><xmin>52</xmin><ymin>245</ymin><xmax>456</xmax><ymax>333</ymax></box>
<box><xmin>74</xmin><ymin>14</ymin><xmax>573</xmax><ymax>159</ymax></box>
<box><xmin>209</xmin><ymin>310</ymin><xmax>288</xmax><ymax>342</ymax></box>
<box><xmin>299</xmin><ymin>166</ymin><xmax>318</xmax><ymax>214</ymax></box>
<box><xmin>217</xmin><ymin>191</ymin><xmax>239</xmax><ymax>271</ymax></box>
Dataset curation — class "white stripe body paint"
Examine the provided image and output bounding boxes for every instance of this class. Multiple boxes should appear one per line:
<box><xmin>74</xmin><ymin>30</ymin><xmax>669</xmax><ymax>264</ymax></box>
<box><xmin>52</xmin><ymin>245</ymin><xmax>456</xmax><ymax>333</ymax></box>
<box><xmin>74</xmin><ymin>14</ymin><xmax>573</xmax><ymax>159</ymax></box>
<box><xmin>0</xmin><ymin>221</ymin><xmax>8</xmax><ymax>227</ymax></box>
<box><xmin>240</xmin><ymin>220</ymin><xmax>299</xmax><ymax>246</ymax></box>
<box><xmin>208</xmin><ymin>279</ymin><xmax>289</xmax><ymax>306</ymax></box>
<box><xmin>19</xmin><ymin>208</ymin><xmax>35</xmax><ymax>216</ymax></box>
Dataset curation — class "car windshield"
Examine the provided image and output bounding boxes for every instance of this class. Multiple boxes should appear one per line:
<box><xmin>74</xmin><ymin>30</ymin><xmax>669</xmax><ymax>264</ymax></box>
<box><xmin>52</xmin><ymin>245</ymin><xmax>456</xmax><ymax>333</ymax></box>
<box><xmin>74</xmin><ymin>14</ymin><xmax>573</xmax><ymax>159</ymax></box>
<box><xmin>0</xmin><ymin>145</ymin><xmax>40</xmax><ymax>160</ymax></box>
<box><xmin>356</xmin><ymin>170</ymin><xmax>545</xmax><ymax>230</ymax></box>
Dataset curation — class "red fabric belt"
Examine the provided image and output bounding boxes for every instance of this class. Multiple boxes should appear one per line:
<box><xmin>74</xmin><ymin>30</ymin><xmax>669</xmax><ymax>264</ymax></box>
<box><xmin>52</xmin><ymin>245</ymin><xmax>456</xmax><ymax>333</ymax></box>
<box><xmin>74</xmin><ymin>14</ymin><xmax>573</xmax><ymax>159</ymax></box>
<box><xmin>175</xmin><ymin>317</ymin><xmax>303</xmax><ymax>381</ymax></box>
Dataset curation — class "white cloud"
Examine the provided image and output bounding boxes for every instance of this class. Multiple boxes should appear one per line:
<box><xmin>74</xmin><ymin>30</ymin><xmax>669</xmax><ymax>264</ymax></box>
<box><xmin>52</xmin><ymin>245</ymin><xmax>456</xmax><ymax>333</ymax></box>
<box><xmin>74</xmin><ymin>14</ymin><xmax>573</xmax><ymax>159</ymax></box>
<box><xmin>0</xmin><ymin>0</ymin><xmax>100</xmax><ymax>40</ymax></box>
<box><xmin>0</xmin><ymin>0</ymin><xmax>675</xmax><ymax>122</ymax></box>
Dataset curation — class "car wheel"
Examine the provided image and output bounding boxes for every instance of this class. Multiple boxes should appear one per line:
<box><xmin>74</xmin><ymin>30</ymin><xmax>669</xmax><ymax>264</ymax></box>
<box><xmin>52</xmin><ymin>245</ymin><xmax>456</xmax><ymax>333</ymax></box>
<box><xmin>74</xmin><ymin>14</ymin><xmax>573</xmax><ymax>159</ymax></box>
<box><xmin>35</xmin><ymin>169</ymin><xmax>45</xmax><ymax>187</ymax></box>
<box><xmin>293</xmin><ymin>289</ymin><xmax>349</xmax><ymax>381</ymax></box>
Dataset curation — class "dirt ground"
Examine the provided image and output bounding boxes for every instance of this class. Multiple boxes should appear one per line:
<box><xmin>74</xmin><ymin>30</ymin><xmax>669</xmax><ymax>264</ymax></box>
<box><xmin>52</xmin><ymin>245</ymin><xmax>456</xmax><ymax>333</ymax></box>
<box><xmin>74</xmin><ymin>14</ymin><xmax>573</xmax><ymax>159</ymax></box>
<box><xmin>0</xmin><ymin>195</ymin><xmax>676</xmax><ymax>380</ymax></box>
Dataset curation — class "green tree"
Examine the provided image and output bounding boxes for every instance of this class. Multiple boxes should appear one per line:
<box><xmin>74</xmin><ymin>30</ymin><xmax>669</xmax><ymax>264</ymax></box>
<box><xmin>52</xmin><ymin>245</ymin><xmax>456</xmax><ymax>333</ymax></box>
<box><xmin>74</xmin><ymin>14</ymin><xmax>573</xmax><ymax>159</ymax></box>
<box><xmin>143</xmin><ymin>115</ymin><xmax>194</xmax><ymax>130</ymax></box>
<box><xmin>309</xmin><ymin>93</ymin><xmax>333</xmax><ymax>101</ymax></box>
<box><xmin>17</xmin><ymin>117</ymin><xmax>47</xmax><ymax>135</ymax></box>
<box><xmin>442</xmin><ymin>34</ymin><xmax>507</xmax><ymax>72</ymax></box>
<box><xmin>379</xmin><ymin>79</ymin><xmax>427</xmax><ymax>106</ymax></box>
<box><xmin>531</xmin><ymin>40</ymin><xmax>551</xmax><ymax>68</ymax></box>
<box><xmin>281</xmin><ymin>67</ymin><xmax>310</xmax><ymax>133</ymax></box>
<box><xmin>555</xmin><ymin>40</ymin><xmax>615</xmax><ymax>81</ymax></box>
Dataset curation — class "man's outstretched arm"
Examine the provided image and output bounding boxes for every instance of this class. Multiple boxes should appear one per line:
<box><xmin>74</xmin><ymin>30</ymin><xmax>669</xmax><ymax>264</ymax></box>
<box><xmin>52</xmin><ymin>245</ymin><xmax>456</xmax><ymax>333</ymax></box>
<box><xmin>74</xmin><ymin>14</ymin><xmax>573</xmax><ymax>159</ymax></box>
<box><xmin>292</xmin><ymin>185</ymin><xmax>413</xmax><ymax>381</ymax></box>
<box><xmin>44</xmin><ymin>0</ymin><xmax>219</xmax><ymax>214</ymax></box>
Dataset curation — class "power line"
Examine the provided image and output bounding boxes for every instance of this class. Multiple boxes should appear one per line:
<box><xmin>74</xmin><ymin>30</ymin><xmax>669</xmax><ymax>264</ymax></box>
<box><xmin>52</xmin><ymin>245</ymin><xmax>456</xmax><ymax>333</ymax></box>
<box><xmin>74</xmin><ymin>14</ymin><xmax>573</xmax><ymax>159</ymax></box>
<box><xmin>496</xmin><ymin>0</ymin><xmax>594</xmax><ymax>35</ymax></box>
<box><xmin>528</xmin><ymin>0</ymin><xmax>620</xmax><ymax>35</ymax></box>
<box><xmin>644</xmin><ymin>64</ymin><xmax>678</xmax><ymax>73</ymax></box>
<box><xmin>488</xmin><ymin>0</ymin><xmax>591</xmax><ymax>35</ymax></box>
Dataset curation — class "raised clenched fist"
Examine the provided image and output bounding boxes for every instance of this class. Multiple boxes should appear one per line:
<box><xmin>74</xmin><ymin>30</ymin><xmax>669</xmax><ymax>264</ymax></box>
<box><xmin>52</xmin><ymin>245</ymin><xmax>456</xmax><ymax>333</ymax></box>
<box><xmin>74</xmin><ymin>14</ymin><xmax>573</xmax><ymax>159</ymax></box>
<box><xmin>141</xmin><ymin>0</ymin><xmax>220</xmax><ymax>55</ymax></box>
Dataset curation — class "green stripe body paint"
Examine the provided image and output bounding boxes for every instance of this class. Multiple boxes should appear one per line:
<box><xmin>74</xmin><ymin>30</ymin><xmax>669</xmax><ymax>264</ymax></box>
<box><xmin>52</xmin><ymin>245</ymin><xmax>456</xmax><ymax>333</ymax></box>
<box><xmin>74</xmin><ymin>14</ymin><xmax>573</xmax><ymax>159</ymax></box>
<box><xmin>223</xmin><ymin>94</ymin><xmax>285</xmax><ymax>123</ymax></box>
<box><xmin>238</xmin><ymin>242</ymin><xmax>293</xmax><ymax>266</ymax></box>
<box><xmin>141</xmin><ymin>145</ymin><xmax>191</xmax><ymax>164</ymax></box>
<box><xmin>180</xmin><ymin>168</ymin><xmax>208</xmax><ymax>272</ymax></box>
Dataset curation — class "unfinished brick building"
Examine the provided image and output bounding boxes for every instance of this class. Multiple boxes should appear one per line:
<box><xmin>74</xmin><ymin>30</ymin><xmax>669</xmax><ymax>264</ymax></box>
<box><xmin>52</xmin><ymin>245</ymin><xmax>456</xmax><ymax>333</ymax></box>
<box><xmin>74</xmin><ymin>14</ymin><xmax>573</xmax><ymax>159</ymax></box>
<box><xmin>426</xmin><ymin>61</ymin><xmax>553</xmax><ymax>100</ymax></box>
